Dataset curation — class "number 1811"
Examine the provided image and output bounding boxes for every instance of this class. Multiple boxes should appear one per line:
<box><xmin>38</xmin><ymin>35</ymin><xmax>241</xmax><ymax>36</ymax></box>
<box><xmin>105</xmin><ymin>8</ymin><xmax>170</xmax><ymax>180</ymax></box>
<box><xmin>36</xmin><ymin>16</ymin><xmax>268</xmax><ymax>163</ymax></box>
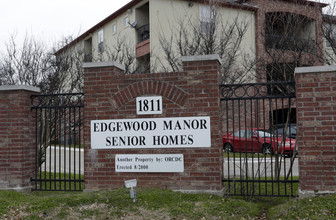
<box><xmin>136</xmin><ymin>96</ymin><xmax>162</xmax><ymax>115</ymax></box>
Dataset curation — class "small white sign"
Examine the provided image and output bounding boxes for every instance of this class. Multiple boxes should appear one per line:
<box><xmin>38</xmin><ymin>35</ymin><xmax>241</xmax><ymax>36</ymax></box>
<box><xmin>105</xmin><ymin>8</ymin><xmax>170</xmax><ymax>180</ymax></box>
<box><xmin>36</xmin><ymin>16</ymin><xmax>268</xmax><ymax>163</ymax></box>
<box><xmin>136</xmin><ymin>96</ymin><xmax>162</xmax><ymax>115</ymax></box>
<box><xmin>115</xmin><ymin>154</ymin><xmax>184</xmax><ymax>172</ymax></box>
<box><xmin>91</xmin><ymin>116</ymin><xmax>211</xmax><ymax>149</ymax></box>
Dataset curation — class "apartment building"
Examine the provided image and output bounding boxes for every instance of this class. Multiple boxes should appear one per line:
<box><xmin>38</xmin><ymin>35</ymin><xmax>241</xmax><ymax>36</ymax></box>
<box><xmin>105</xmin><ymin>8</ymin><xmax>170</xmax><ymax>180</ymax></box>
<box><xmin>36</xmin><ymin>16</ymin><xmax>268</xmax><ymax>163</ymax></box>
<box><xmin>56</xmin><ymin>0</ymin><xmax>329</xmax><ymax>81</ymax></box>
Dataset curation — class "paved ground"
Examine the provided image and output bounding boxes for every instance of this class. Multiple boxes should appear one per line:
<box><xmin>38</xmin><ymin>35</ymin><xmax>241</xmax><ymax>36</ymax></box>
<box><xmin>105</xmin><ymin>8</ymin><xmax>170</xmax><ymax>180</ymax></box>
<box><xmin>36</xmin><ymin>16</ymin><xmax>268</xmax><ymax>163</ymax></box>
<box><xmin>223</xmin><ymin>156</ymin><xmax>298</xmax><ymax>178</ymax></box>
<box><xmin>41</xmin><ymin>146</ymin><xmax>84</xmax><ymax>174</ymax></box>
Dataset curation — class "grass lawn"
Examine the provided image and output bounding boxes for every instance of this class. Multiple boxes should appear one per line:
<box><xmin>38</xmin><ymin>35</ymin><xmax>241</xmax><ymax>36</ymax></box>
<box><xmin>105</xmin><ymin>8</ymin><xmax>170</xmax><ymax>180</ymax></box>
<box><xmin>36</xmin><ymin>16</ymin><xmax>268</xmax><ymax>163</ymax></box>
<box><xmin>1</xmin><ymin>188</ymin><xmax>335</xmax><ymax>219</ymax></box>
<box><xmin>223</xmin><ymin>176</ymin><xmax>299</xmax><ymax>197</ymax></box>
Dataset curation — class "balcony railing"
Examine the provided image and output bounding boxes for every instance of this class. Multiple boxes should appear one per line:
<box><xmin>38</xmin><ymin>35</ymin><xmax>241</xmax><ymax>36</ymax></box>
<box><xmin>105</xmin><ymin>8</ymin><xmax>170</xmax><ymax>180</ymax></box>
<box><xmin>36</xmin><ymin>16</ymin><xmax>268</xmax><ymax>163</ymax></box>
<box><xmin>136</xmin><ymin>24</ymin><xmax>150</xmax><ymax>43</ymax></box>
<box><xmin>265</xmin><ymin>34</ymin><xmax>316</xmax><ymax>53</ymax></box>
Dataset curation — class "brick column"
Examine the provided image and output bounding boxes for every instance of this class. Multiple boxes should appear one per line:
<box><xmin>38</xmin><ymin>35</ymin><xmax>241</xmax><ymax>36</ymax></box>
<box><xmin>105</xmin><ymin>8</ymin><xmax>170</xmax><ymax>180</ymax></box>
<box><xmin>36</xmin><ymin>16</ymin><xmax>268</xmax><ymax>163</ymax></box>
<box><xmin>83</xmin><ymin>61</ymin><xmax>126</xmax><ymax>191</ymax></box>
<box><xmin>295</xmin><ymin>65</ymin><xmax>336</xmax><ymax>198</ymax></box>
<box><xmin>0</xmin><ymin>85</ymin><xmax>40</xmax><ymax>191</ymax></box>
<box><xmin>83</xmin><ymin>55</ymin><xmax>223</xmax><ymax>195</ymax></box>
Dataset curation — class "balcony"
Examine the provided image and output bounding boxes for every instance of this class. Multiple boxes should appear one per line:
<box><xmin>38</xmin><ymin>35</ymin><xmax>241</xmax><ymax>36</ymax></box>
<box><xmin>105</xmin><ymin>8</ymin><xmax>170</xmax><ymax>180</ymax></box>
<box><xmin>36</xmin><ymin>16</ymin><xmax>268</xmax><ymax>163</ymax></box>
<box><xmin>136</xmin><ymin>39</ymin><xmax>150</xmax><ymax>58</ymax></box>
<box><xmin>136</xmin><ymin>24</ymin><xmax>150</xmax><ymax>43</ymax></box>
<box><xmin>265</xmin><ymin>34</ymin><xmax>316</xmax><ymax>53</ymax></box>
<box><xmin>136</xmin><ymin>24</ymin><xmax>150</xmax><ymax>58</ymax></box>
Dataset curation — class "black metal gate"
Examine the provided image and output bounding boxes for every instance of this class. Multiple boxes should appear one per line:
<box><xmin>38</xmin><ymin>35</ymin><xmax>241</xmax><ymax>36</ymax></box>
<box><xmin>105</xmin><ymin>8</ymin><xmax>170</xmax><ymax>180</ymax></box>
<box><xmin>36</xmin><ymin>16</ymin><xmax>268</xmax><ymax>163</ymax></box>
<box><xmin>30</xmin><ymin>93</ymin><xmax>84</xmax><ymax>191</ymax></box>
<box><xmin>220</xmin><ymin>82</ymin><xmax>298</xmax><ymax>197</ymax></box>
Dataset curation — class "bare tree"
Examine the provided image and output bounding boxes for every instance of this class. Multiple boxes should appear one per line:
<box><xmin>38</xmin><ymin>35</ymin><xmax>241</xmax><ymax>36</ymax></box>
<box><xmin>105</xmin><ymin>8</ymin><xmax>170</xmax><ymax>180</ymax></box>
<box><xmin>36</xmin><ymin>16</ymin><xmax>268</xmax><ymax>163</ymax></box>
<box><xmin>49</xmin><ymin>37</ymin><xmax>85</xmax><ymax>94</ymax></box>
<box><xmin>0</xmin><ymin>30</ymin><xmax>145</xmax><ymax>93</ymax></box>
<box><xmin>157</xmin><ymin>3</ymin><xmax>256</xmax><ymax>84</ymax></box>
<box><xmin>322</xmin><ymin>1</ymin><xmax>336</xmax><ymax>65</ymax></box>
<box><xmin>0</xmin><ymin>34</ymin><xmax>85</xmax><ymax>94</ymax></box>
<box><xmin>0</xmin><ymin>34</ymin><xmax>53</xmax><ymax>88</ymax></box>
<box><xmin>102</xmin><ymin>33</ymin><xmax>136</xmax><ymax>74</ymax></box>
<box><xmin>262</xmin><ymin>11</ymin><xmax>324</xmax><ymax>83</ymax></box>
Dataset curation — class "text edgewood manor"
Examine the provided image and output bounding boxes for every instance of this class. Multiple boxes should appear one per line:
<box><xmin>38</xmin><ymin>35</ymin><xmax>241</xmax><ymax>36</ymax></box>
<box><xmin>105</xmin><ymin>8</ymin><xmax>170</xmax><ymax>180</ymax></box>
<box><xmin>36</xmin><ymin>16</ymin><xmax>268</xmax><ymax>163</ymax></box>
<box><xmin>90</xmin><ymin>116</ymin><xmax>211</xmax><ymax>149</ymax></box>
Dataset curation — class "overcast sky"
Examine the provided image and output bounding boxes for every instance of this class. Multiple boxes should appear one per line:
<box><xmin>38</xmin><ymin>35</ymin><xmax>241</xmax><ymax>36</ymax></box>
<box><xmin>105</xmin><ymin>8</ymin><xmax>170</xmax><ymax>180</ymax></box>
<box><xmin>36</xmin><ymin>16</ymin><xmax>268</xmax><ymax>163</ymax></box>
<box><xmin>0</xmin><ymin>0</ymin><xmax>334</xmax><ymax>53</ymax></box>
<box><xmin>0</xmin><ymin>0</ymin><xmax>131</xmax><ymax>52</ymax></box>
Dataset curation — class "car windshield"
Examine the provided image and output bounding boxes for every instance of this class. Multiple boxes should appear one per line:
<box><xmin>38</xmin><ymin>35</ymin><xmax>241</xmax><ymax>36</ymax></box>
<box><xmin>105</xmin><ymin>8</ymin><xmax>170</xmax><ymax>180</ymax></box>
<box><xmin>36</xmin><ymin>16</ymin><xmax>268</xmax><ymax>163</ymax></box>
<box><xmin>255</xmin><ymin>130</ymin><xmax>272</xmax><ymax>138</ymax></box>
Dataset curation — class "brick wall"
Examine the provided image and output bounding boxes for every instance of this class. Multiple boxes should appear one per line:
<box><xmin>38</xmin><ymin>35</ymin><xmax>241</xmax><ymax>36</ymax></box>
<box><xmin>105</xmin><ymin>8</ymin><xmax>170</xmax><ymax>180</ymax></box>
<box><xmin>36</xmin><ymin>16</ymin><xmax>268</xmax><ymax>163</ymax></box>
<box><xmin>295</xmin><ymin>65</ymin><xmax>336</xmax><ymax>197</ymax></box>
<box><xmin>0</xmin><ymin>86</ymin><xmax>40</xmax><ymax>191</ymax></box>
<box><xmin>83</xmin><ymin>55</ymin><xmax>223</xmax><ymax>194</ymax></box>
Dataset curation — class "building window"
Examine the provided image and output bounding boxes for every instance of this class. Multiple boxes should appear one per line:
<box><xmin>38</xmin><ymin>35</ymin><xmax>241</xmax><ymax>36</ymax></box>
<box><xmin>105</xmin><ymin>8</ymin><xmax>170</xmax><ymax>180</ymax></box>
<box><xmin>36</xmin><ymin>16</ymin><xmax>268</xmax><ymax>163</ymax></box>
<box><xmin>124</xmin><ymin>16</ymin><xmax>129</xmax><ymax>27</ymax></box>
<box><xmin>98</xmin><ymin>29</ymin><xmax>104</xmax><ymax>53</ymax></box>
<box><xmin>265</xmin><ymin>12</ymin><xmax>316</xmax><ymax>52</ymax></box>
<box><xmin>325</xmin><ymin>24</ymin><xmax>336</xmax><ymax>48</ymax></box>
<box><xmin>84</xmin><ymin>38</ymin><xmax>93</xmax><ymax>62</ymax></box>
<box><xmin>112</xmin><ymin>23</ymin><xmax>117</xmax><ymax>35</ymax></box>
<box><xmin>200</xmin><ymin>5</ymin><xmax>215</xmax><ymax>34</ymax></box>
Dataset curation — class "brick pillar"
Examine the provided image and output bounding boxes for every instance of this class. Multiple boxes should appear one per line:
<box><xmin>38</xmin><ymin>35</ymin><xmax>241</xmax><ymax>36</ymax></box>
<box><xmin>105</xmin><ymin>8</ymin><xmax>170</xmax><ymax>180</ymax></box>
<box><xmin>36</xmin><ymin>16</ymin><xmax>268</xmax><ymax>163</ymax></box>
<box><xmin>83</xmin><ymin>61</ymin><xmax>126</xmax><ymax>191</ymax></box>
<box><xmin>83</xmin><ymin>55</ymin><xmax>223</xmax><ymax>195</ymax></box>
<box><xmin>295</xmin><ymin>65</ymin><xmax>336</xmax><ymax>198</ymax></box>
<box><xmin>0</xmin><ymin>85</ymin><xmax>40</xmax><ymax>191</ymax></box>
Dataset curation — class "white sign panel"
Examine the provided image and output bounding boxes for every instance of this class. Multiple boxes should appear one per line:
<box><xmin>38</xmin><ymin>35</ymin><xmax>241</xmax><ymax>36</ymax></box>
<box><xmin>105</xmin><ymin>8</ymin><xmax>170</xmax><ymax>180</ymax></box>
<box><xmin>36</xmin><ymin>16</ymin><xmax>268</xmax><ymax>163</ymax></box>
<box><xmin>136</xmin><ymin>96</ymin><xmax>162</xmax><ymax>115</ymax></box>
<box><xmin>116</xmin><ymin>154</ymin><xmax>184</xmax><ymax>172</ymax></box>
<box><xmin>91</xmin><ymin>116</ymin><xmax>211</xmax><ymax>149</ymax></box>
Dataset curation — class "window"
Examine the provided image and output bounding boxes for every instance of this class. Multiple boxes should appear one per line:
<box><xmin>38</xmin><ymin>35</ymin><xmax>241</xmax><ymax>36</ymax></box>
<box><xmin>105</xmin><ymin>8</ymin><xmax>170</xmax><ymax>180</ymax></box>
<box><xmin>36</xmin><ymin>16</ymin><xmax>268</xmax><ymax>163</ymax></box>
<box><xmin>233</xmin><ymin>130</ymin><xmax>245</xmax><ymax>137</ymax></box>
<box><xmin>112</xmin><ymin>23</ymin><xmax>117</xmax><ymax>34</ymax></box>
<box><xmin>124</xmin><ymin>16</ymin><xmax>129</xmax><ymax>27</ymax></box>
<box><xmin>255</xmin><ymin>130</ymin><xmax>272</xmax><ymax>138</ymax></box>
<box><xmin>325</xmin><ymin>24</ymin><xmax>336</xmax><ymax>48</ymax></box>
<box><xmin>265</xmin><ymin>12</ymin><xmax>316</xmax><ymax>52</ymax></box>
<box><xmin>84</xmin><ymin>38</ymin><xmax>93</xmax><ymax>62</ymax></box>
<box><xmin>98</xmin><ymin>29</ymin><xmax>104</xmax><ymax>53</ymax></box>
<box><xmin>200</xmin><ymin>5</ymin><xmax>215</xmax><ymax>34</ymax></box>
<box><xmin>245</xmin><ymin>130</ymin><xmax>253</xmax><ymax>138</ymax></box>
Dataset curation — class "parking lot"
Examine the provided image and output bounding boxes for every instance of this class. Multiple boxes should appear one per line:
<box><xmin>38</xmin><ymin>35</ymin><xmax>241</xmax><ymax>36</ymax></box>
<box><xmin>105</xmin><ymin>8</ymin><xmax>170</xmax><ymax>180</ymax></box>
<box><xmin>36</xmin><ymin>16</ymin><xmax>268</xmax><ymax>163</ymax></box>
<box><xmin>41</xmin><ymin>146</ymin><xmax>84</xmax><ymax>174</ymax></box>
<box><xmin>223</xmin><ymin>156</ymin><xmax>298</xmax><ymax>178</ymax></box>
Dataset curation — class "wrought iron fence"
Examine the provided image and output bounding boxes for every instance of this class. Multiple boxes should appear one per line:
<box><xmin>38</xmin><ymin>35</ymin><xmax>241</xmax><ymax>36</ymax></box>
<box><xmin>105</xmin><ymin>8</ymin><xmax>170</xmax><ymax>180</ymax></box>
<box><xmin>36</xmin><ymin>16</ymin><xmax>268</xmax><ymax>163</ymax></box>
<box><xmin>30</xmin><ymin>93</ymin><xmax>84</xmax><ymax>191</ymax></box>
<box><xmin>220</xmin><ymin>82</ymin><xmax>298</xmax><ymax>197</ymax></box>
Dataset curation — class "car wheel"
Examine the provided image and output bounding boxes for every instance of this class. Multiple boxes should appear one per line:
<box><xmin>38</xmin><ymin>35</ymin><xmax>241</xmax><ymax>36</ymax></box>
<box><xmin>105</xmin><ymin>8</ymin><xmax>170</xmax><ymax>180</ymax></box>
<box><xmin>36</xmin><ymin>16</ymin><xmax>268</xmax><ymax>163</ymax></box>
<box><xmin>262</xmin><ymin>144</ymin><xmax>273</xmax><ymax>155</ymax></box>
<box><xmin>224</xmin><ymin>143</ymin><xmax>233</xmax><ymax>153</ymax></box>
